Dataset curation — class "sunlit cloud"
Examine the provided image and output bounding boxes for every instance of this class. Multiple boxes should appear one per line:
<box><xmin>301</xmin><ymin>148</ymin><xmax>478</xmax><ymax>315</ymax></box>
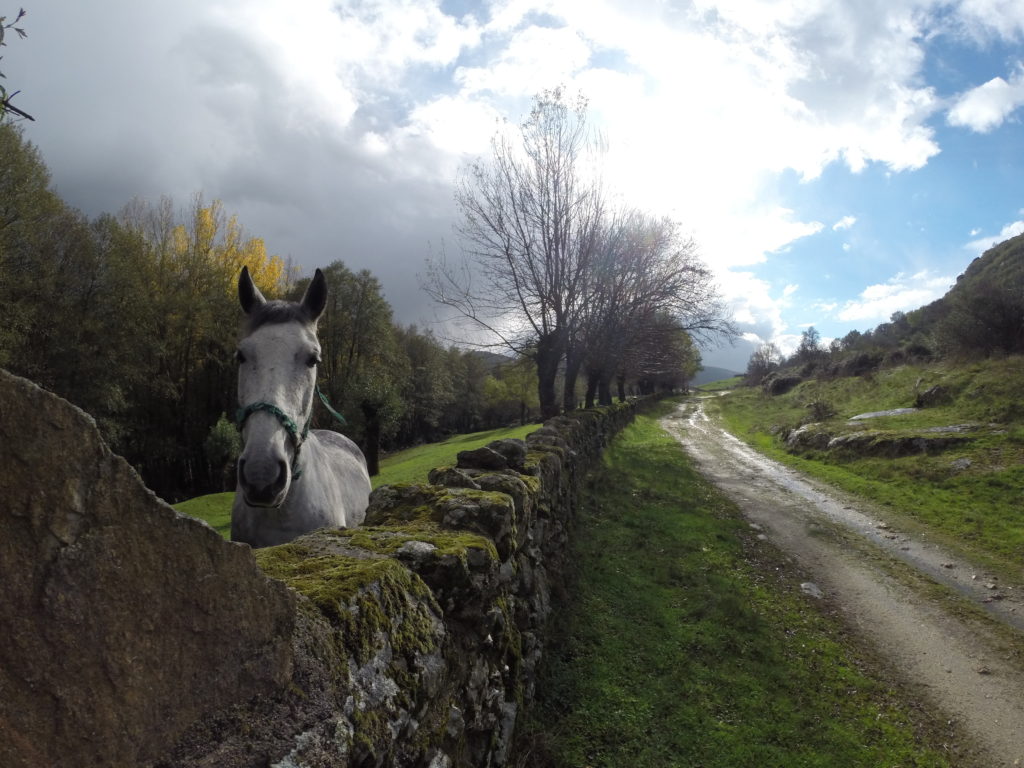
<box><xmin>947</xmin><ymin>65</ymin><xmax>1024</xmax><ymax>133</ymax></box>
<box><xmin>964</xmin><ymin>220</ymin><xmax>1024</xmax><ymax>254</ymax></box>
<box><xmin>837</xmin><ymin>270</ymin><xmax>954</xmax><ymax>323</ymax></box>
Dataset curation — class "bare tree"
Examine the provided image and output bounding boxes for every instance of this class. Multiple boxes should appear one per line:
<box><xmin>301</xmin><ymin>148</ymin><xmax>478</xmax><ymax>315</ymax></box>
<box><xmin>581</xmin><ymin>209</ymin><xmax>733</xmax><ymax>404</ymax></box>
<box><xmin>424</xmin><ymin>87</ymin><xmax>604</xmax><ymax>419</ymax></box>
<box><xmin>0</xmin><ymin>8</ymin><xmax>33</xmax><ymax>122</ymax></box>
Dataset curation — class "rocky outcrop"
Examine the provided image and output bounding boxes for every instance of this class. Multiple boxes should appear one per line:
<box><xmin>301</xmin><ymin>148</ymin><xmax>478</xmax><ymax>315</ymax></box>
<box><xmin>0</xmin><ymin>368</ymin><xmax>643</xmax><ymax>767</ymax></box>
<box><xmin>825</xmin><ymin>431</ymin><xmax>973</xmax><ymax>457</ymax></box>
<box><xmin>0</xmin><ymin>370</ymin><xmax>296</xmax><ymax>768</ymax></box>
<box><xmin>761</xmin><ymin>372</ymin><xmax>801</xmax><ymax>396</ymax></box>
<box><xmin>785</xmin><ymin>423</ymin><xmax>832</xmax><ymax>451</ymax></box>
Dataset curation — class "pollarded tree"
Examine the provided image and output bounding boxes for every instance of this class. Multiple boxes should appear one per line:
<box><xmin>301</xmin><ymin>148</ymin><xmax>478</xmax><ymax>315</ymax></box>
<box><xmin>581</xmin><ymin>209</ymin><xmax>732</xmax><ymax>405</ymax></box>
<box><xmin>424</xmin><ymin>87</ymin><xmax>605</xmax><ymax>419</ymax></box>
<box><xmin>622</xmin><ymin>313</ymin><xmax>701</xmax><ymax>396</ymax></box>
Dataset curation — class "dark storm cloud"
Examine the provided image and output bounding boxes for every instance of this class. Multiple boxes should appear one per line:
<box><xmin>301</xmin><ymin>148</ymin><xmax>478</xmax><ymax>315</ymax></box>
<box><xmin>12</xmin><ymin>0</ymin><xmax>465</xmax><ymax>329</ymax></box>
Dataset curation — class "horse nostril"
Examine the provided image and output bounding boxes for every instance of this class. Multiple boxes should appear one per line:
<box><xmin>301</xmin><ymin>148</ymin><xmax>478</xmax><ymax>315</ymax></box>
<box><xmin>277</xmin><ymin>459</ymin><xmax>289</xmax><ymax>486</ymax></box>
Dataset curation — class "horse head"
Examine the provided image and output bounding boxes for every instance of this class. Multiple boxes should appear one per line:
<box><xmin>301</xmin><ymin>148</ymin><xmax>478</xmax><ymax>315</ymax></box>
<box><xmin>234</xmin><ymin>266</ymin><xmax>327</xmax><ymax>508</ymax></box>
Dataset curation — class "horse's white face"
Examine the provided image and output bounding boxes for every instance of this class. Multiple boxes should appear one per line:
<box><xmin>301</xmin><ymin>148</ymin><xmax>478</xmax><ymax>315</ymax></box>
<box><xmin>236</xmin><ymin>321</ymin><xmax>322</xmax><ymax>508</ymax></box>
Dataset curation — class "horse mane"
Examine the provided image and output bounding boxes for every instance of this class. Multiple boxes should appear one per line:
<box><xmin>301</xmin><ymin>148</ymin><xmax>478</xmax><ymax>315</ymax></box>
<box><xmin>243</xmin><ymin>300</ymin><xmax>315</xmax><ymax>335</ymax></box>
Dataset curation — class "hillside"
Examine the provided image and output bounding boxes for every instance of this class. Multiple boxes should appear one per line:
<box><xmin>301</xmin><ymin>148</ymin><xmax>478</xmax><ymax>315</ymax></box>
<box><xmin>715</xmin><ymin>355</ymin><xmax>1024</xmax><ymax>573</ymax></box>
<box><xmin>907</xmin><ymin>231</ymin><xmax>1024</xmax><ymax>357</ymax></box>
<box><xmin>691</xmin><ymin>365</ymin><xmax>740</xmax><ymax>386</ymax></box>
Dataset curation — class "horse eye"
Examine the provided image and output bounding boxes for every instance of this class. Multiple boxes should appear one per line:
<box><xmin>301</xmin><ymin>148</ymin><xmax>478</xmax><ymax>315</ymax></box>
<box><xmin>306</xmin><ymin>354</ymin><xmax>321</xmax><ymax>368</ymax></box>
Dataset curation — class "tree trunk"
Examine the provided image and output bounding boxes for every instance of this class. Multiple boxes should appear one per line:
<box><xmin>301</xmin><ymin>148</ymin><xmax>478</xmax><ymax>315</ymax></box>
<box><xmin>584</xmin><ymin>369</ymin><xmax>599</xmax><ymax>409</ymax></box>
<box><xmin>361</xmin><ymin>402</ymin><xmax>381</xmax><ymax>476</ymax></box>
<box><xmin>598</xmin><ymin>374</ymin><xmax>613</xmax><ymax>406</ymax></box>
<box><xmin>616</xmin><ymin>374</ymin><xmax>626</xmax><ymax>403</ymax></box>
<box><xmin>535</xmin><ymin>331</ymin><xmax>563</xmax><ymax>420</ymax></box>
<box><xmin>562</xmin><ymin>347</ymin><xmax>584</xmax><ymax>413</ymax></box>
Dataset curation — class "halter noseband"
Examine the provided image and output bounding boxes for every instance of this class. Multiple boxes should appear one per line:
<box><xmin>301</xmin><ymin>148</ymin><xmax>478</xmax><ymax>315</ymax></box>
<box><xmin>236</xmin><ymin>401</ymin><xmax>312</xmax><ymax>479</ymax></box>
<box><xmin>235</xmin><ymin>385</ymin><xmax>345</xmax><ymax>481</ymax></box>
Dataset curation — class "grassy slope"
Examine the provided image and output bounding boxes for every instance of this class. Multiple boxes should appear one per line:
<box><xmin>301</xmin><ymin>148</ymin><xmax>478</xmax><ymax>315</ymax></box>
<box><xmin>367</xmin><ymin>422</ymin><xmax>538</xmax><ymax>488</ymax></box>
<box><xmin>697</xmin><ymin>375</ymin><xmax>743</xmax><ymax>392</ymax></box>
<box><xmin>714</xmin><ymin>357</ymin><xmax>1024</xmax><ymax>572</ymax></box>
<box><xmin>173</xmin><ymin>422</ymin><xmax>540</xmax><ymax>535</ymax></box>
<box><xmin>521</xmin><ymin>403</ymin><xmax>953</xmax><ymax>767</ymax></box>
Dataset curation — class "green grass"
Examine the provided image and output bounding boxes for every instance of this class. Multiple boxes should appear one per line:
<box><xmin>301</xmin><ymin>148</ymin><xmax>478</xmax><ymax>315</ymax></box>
<box><xmin>174</xmin><ymin>492</ymin><xmax>234</xmax><ymax>537</ymax></box>
<box><xmin>173</xmin><ymin>422</ymin><xmax>541</xmax><ymax>536</ymax></box>
<box><xmin>697</xmin><ymin>375</ymin><xmax>743</xmax><ymax>391</ymax></box>
<box><xmin>519</xmin><ymin>406</ymin><xmax>954</xmax><ymax>768</ymax></box>
<box><xmin>369</xmin><ymin>422</ymin><xmax>539</xmax><ymax>488</ymax></box>
<box><xmin>713</xmin><ymin>357</ymin><xmax>1024</xmax><ymax>571</ymax></box>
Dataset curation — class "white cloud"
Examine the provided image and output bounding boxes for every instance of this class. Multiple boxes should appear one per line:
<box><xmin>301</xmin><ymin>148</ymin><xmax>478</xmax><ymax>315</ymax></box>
<box><xmin>404</xmin><ymin>96</ymin><xmax>502</xmax><ymax>156</ymax></box>
<box><xmin>837</xmin><ymin>270</ymin><xmax>953</xmax><ymax>323</ymax></box>
<box><xmin>455</xmin><ymin>25</ymin><xmax>592</xmax><ymax>96</ymax></box>
<box><xmin>947</xmin><ymin>65</ymin><xmax>1024</xmax><ymax>133</ymax></box>
<box><xmin>833</xmin><ymin>215</ymin><xmax>857</xmax><ymax>230</ymax></box>
<box><xmin>965</xmin><ymin>220</ymin><xmax>1024</xmax><ymax>254</ymax></box>
<box><xmin>955</xmin><ymin>0</ymin><xmax>1024</xmax><ymax>42</ymax></box>
<box><xmin>17</xmin><ymin>0</ymin><xmax>1024</xmax><ymax>345</ymax></box>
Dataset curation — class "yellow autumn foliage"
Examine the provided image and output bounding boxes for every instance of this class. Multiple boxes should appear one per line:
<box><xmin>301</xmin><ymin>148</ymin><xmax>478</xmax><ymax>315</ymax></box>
<box><xmin>170</xmin><ymin>199</ymin><xmax>287</xmax><ymax>300</ymax></box>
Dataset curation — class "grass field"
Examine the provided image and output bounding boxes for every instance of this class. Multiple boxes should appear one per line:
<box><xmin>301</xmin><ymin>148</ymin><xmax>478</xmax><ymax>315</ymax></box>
<box><xmin>712</xmin><ymin>357</ymin><xmax>1024</xmax><ymax>572</ymax></box>
<box><xmin>518</xmin><ymin>402</ymin><xmax>953</xmax><ymax>768</ymax></box>
<box><xmin>173</xmin><ymin>422</ymin><xmax>540</xmax><ymax>535</ymax></box>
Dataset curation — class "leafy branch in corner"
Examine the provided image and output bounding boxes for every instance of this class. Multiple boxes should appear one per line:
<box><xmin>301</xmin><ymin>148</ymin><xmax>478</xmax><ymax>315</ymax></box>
<box><xmin>0</xmin><ymin>7</ymin><xmax>33</xmax><ymax>121</ymax></box>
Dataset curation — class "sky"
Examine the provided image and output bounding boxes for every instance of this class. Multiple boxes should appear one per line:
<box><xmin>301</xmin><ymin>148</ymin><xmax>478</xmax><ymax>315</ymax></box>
<box><xmin>6</xmin><ymin>0</ymin><xmax>1024</xmax><ymax>371</ymax></box>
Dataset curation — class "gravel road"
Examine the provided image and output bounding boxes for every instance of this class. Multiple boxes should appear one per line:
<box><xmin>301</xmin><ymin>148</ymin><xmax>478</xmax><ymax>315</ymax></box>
<box><xmin>663</xmin><ymin>396</ymin><xmax>1024</xmax><ymax>767</ymax></box>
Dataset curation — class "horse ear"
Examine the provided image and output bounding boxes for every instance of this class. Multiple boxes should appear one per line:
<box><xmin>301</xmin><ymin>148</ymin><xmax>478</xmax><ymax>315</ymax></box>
<box><xmin>301</xmin><ymin>268</ymin><xmax>328</xmax><ymax>322</ymax></box>
<box><xmin>239</xmin><ymin>266</ymin><xmax>267</xmax><ymax>315</ymax></box>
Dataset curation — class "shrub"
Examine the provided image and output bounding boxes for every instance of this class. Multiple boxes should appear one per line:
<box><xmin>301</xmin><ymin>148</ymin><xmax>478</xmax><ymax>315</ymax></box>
<box><xmin>805</xmin><ymin>399</ymin><xmax>836</xmax><ymax>422</ymax></box>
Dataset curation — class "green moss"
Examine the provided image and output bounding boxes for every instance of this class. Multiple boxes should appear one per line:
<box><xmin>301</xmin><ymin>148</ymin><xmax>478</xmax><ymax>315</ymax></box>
<box><xmin>351</xmin><ymin>706</ymin><xmax>391</xmax><ymax>761</ymax></box>
<box><xmin>326</xmin><ymin>522</ymin><xmax>499</xmax><ymax>563</ymax></box>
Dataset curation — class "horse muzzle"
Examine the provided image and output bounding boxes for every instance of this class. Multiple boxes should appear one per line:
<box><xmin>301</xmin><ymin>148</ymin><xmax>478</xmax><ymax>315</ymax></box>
<box><xmin>238</xmin><ymin>457</ymin><xmax>290</xmax><ymax>508</ymax></box>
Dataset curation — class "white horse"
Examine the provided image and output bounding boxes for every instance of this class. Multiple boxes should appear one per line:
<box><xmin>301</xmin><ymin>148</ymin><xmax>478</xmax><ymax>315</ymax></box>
<box><xmin>231</xmin><ymin>266</ymin><xmax>371</xmax><ymax>548</ymax></box>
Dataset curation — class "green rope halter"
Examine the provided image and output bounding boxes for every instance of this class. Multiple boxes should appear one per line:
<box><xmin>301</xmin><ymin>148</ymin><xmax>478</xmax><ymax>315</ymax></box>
<box><xmin>236</xmin><ymin>384</ymin><xmax>345</xmax><ymax>480</ymax></box>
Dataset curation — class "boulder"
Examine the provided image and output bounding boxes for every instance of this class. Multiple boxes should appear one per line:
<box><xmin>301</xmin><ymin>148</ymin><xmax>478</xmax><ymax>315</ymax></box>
<box><xmin>0</xmin><ymin>369</ymin><xmax>295</xmax><ymax>768</ymax></box>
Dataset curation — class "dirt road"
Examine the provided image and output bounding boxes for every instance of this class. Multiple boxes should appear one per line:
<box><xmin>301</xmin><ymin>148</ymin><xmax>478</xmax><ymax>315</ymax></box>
<box><xmin>663</xmin><ymin>396</ymin><xmax>1024</xmax><ymax>767</ymax></box>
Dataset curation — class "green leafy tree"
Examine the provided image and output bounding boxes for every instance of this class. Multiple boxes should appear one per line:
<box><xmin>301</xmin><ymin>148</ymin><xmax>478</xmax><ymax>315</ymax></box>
<box><xmin>204</xmin><ymin>413</ymin><xmax>241</xmax><ymax>490</ymax></box>
<box><xmin>309</xmin><ymin>261</ymin><xmax>407</xmax><ymax>473</ymax></box>
<box><xmin>395</xmin><ymin>326</ymin><xmax>453</xmax><ymax>445</ymax></box>
<box><xmin>745</xmin><ymin>341</ymin><xmax>781</xmax><ymax>386</ymax></box>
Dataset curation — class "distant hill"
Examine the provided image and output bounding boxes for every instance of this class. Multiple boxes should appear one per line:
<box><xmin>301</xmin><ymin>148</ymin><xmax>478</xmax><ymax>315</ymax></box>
<box><xmin>691</xmin><ymin>366</ymin><xmax>741</xmax><ymax>386</ymax></box>
<box><xmin>466</xmin><ymin>349</ymin><xmax>515</xmax><ymax>370</ymax></box>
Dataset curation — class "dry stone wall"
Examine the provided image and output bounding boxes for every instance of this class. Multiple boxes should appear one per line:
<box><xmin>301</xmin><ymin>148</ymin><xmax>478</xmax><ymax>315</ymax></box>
<box><xmin>0</xmin><ymin>368</ymin><xmax>642</xmax><ymax>767</ymax></box>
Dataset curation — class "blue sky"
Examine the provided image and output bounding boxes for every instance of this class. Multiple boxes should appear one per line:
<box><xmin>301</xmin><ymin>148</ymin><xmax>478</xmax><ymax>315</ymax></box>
<box><xmin>7</xmin><ymin>0</ymin><xmax>1024</xmax><ymax>371</ymax></box>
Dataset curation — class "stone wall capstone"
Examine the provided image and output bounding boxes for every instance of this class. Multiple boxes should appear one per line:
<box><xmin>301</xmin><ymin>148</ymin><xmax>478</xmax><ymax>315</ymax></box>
<box><xmin>0</xmin><ymin>368</ymin><xmax>645</xmax><ymax>767</ymax></box>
